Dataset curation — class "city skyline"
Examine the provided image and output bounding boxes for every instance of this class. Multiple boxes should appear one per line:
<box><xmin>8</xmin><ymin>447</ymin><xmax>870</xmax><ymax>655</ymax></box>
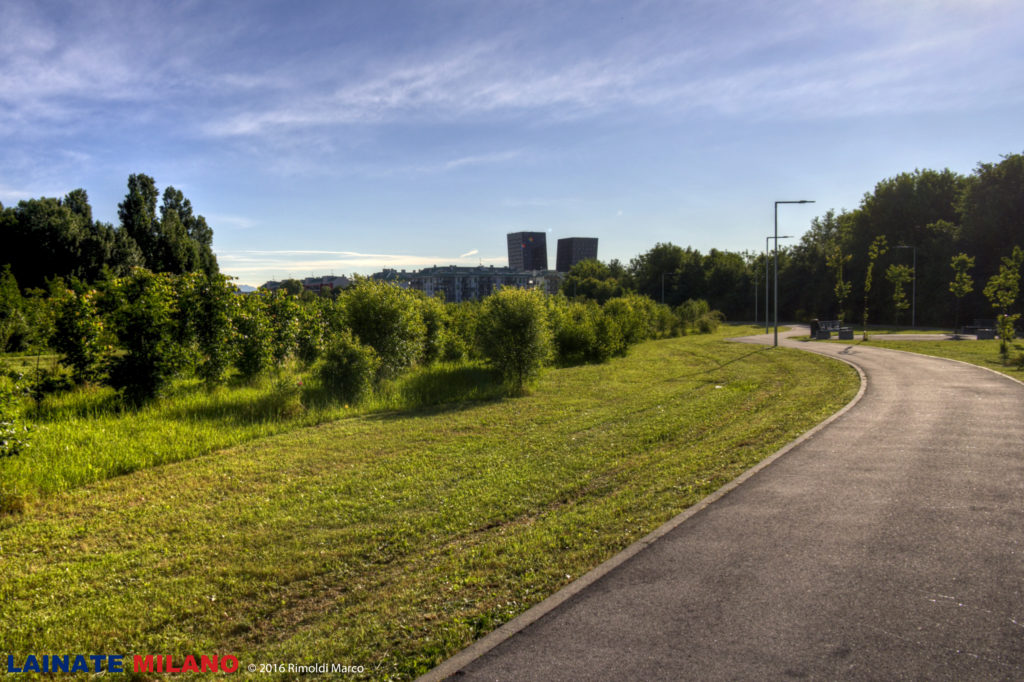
<box><xmin>1</xmin><ymin>1</ymin><xmax>1021</xmax><ymax>286</ymax></box>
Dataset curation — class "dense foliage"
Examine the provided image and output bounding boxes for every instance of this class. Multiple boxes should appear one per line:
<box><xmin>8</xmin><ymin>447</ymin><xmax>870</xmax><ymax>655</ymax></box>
<box><xmin>0</xmin><ymin>173</ymin><xmax>217</xmax><ymax>293</ymax></box>
<box><xmin>560</xmin><ymin>152</ymin><xmax>1024</xmax><ymax>329</ymax></box>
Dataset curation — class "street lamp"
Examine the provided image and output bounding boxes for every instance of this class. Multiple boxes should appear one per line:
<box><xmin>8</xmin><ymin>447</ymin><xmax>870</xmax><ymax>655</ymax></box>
<box><xmin>894</xmin><ymin>244</ymin><xmax>917</xmax><ymax>328</ymax></box>
<box><xmin>774</xmin><ymin>200</ymin><xmax>815</xmax><ymax>346</ymax></box>
<box><xmin>766</xmin><ymin>235</ymin><xmax>793</xmax><ymax>333</ymax></box>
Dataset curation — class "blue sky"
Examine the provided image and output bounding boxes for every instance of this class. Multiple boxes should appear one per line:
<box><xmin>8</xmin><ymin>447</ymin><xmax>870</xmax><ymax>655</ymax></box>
<box><xmin>1</xmin><ymin>0</ymin><xmax>1021</xmax><ymax>286</ymax></box>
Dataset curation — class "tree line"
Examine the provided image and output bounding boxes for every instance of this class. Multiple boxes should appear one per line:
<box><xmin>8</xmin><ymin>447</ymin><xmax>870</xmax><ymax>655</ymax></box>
<box><xmin>566</xmin><ymin>152</ymin><xmax>1024</xmax><ymax>330</ymax></box>
<box><xmin>0</xmin><ymin>173</ymin><xmax>217</xmax><ymax>292</ymax></box>
<box><xmin>0</xmin><ymin>269</ymin><xmax>718</xmax><ymax>461</ymax></box>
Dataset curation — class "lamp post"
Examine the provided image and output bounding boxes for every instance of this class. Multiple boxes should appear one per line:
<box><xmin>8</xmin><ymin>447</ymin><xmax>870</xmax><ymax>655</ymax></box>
<box><xmin>774</xmin><ymin>200</ymin><xmax>815</xmax><ymax>346</ymax></box>
<box><xmin>894</xmin><ymin>244</ymin><xmax>917</xmax><ymax>328</ymax></box>
<box><xmin>766</xmin><ymin>235</ymin><xmax>793</xmax><ymax>333</ymax></box>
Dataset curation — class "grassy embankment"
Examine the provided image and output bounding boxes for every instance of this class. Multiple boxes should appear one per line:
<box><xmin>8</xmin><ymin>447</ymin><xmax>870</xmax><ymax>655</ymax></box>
<box><xmin>0</xmin><ymin>326</ymin><xmax>857</xmax><ymax>679</ymax></box>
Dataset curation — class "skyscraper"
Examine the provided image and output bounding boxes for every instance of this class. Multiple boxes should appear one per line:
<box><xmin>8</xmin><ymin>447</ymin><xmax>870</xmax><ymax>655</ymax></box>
<box><xmin>556</xmin><ymin>237</ymin><xmax>599</xmax><ymax>272</ymax></box>
<box><xmin>507</xmin><ymin>232</ymin><xmax>548</xmax><ymax>271</ymax></box>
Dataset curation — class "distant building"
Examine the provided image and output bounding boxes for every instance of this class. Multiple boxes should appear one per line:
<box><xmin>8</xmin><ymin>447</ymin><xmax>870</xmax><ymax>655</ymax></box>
<box><xmin>259</xmin><ymin>275</ymin><xmax>351</xmax><ymax>294</ymax></box>
<box><xmin>302</xmin><ymin>275</ymin><xmax>350</xmax><ymax>293</ymax></box>
<box><xmin>556</xmin><ymin>237</ymin><xmax>599</xmax><ymax>273</ymax></box>
<box><xmin>370</xmin><ymin>269</ymin><xmax>413</xmax><ymax>288</ymax></box>
<box><xmin>507</xmin><ymin>232</ymin><xmax>548</xmax><ymax>271</ymax></box>
<box><xmin>407</xmin><ymin>265</ymin><xmax>542</xmax><ymax>303</ymax></box>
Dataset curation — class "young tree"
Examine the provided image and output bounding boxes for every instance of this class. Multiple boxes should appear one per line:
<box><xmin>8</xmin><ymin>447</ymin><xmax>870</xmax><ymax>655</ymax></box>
<box><xmin>342</xmin><ymin>280</ymin><xmax>426</xmax><ymax>380</ymax></box>
<box><xmin>949</xmin><ymin>253</ymin><xmax>975</xmax><ymax>333</ymax></box>
<box><xmin>0</xmin><ymin>265</ymin><xmax>29</xmax><ymax>352</ymax></box>
<box><xmin>885</xmin><ymin>264</ymin><xmax>913</xmax><ymax>327</ymax></box>
<box><xmin>108</xmin><ymin>270</ymin><xmax>186</xmax><ymax>402</ymax></box>
<box><xmin>862</xmin><ymin>236</ymin><xmax>888</xmax><ymax>339</ymax></box>
<box><xmin>295</xmin><ymin>298</ymin><xmax>327</xmax><ymax>366</ymax></box>
<box><xmin>233</xmin><ymin>293</ymin><xmax>274</xmax><ymax>381</ymax></box>
<box><xmin>983</xmin><ymin>246</ymin><xmax>1023</xmax><ymax>361</ymax></box>
<box><xmin>266</xmin><ymin>291</ymin><xmax>301</xmax><ymax>365</ymax></box>
<box><xmin>53</xmin><ymin>288</ymin><xmax>109</xmax><ymax>384</ymax></box>
<box><xmin>825</xmin><ymin>243</ymin><xmax>852</xmax><ymax>321</ymax></box>
<box><xmin>176</xmin><ymin>272</ymin><xmax>237</xmax><ymax>386</ymax></box>
<box><xmin>476</xmin><ymin>287</ymin><xmax>551</xmax><ymax>394</ymax></box>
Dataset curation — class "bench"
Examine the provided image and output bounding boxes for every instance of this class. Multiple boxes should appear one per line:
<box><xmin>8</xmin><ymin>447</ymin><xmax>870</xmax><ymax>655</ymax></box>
<box><xmin>811</xmin><ymin>319</ymin><xmax>853</xmax><ymax>340</ymax></box>
<box><xmin>961</xmin><ymin>318</ymin><xmax>997</xmax><ymax>340</ymax></box>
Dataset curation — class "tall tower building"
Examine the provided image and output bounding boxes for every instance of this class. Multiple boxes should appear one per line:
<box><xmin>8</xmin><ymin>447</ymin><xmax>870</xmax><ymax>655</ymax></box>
<box><xmin>556</xmin><ymin>237</ymin><xmax>599</xmax><ymax>272</ymax></box>
<box><xmin>507</xmin><ymin>232</ymin><xmax>548</xmax><ymax>271</ymax></box>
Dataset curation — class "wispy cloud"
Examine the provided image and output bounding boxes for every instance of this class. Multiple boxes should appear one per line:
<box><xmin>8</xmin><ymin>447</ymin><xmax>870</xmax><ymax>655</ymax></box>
<box><xmin>217</xmin><ymin>249</ymin><xmax>507</xmax><ymax>283</ymax></box>
<box><xmin>3</xmin><ymin>0</ymin><xmax>1020</xmax><ymax>148</ymax></box>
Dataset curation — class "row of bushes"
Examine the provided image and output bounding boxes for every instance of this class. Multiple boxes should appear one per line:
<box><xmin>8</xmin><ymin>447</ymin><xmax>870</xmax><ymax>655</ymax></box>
<box><xmin>3</xmin><ymin>269</ymin><xmax>724</xmax><ymax>413</ymax></box>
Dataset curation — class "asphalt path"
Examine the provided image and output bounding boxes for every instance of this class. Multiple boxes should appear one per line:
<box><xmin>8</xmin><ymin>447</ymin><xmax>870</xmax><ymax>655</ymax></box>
<box><xmin>423</xmin><ymin>327</ymin><xmax>1024</xmax><ymax>681</ymax></box>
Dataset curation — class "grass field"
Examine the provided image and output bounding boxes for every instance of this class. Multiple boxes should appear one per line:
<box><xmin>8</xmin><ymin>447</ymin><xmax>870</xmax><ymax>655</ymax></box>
<box><xmin>0</xmin><ymin>327</ymin><xmax>858</xmax><ymax>679</ymax></box>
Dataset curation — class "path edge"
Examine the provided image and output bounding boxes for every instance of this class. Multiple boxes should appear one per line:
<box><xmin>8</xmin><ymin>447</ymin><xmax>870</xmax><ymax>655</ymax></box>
<box><xmin>417</xmin><ymin>345</ymin><xmax>867</xmax><ymax>682</ymax></box>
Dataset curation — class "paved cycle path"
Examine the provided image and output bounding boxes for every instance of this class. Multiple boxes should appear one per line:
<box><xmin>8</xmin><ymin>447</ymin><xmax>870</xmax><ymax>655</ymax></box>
<box><xmin>424</xmin><ymin>328</ymin><xmax>1024</xmax><ymax>680</ymax></box>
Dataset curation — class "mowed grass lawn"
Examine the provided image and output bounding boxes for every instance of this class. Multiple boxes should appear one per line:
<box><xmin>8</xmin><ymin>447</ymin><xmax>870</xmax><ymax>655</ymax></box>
<box><xmin>0</xmin><ymin>327</ymin><xmax>857</xmax><ymax>679</ymax></box>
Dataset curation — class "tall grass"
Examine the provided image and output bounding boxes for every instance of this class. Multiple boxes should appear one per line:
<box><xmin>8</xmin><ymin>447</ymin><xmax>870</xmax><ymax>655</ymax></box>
<box><xmin>0</xmin><ymin>359</ymin><xmax>503</xmax><ymax>511</ymax></box>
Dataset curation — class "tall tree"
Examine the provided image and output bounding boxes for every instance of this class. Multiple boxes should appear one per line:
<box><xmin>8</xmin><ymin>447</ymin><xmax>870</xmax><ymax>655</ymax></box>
<box><xmin>62</xmin><ymin>188</ymin><xmax>93</xmax><ymax>225</ymax></box>
<box><xmin>8</xmin><ymin>198</ymin><xmax>88</xmax><ymax>288</ymax></box>
<box><xmin>118</xmin><ymin>173</ymin><xmax>159</xmax><ymax>268</ymax></box>
<box><xmin>959</xmin><ymin>153</ymin><xmax>1024</xmax><ymax>283</ymax></box>
<box><xmin>156</xmin><ymin>208</ymin><xmax>199</xmax><ymax>274</ymax></box>
<box><xmin>161</xmin><ymin>186</ymin><xmax>218</xmax><ymax>275</ymax></box>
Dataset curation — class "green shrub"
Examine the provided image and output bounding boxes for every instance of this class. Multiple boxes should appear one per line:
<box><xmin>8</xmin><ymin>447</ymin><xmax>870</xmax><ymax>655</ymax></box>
<box><xmin>233</xmin><ymin>293</ymin><xmax>274</xmax><ymax>381</ymax></box>
<box><xmin>476</xmin><ymin>288</ymin><xmax>551</xmax><ymax>394</ymax></box>
<box><xmin>266</xmin><ymin>291</ymin><xmax>301</xmax><ymax>364</ymax></box>
<box><xmin>27</xmin><ymin>364</ymin><xmax>75</xmax><ymax>400</ymax></box>
<box><xmin>342</xmin><ymin>280</ymin><xmax>426</xmax><ymax>379</ymax></box>
<box><xmin>108</xmin><ymin>270</ymin><xmax>187</xmax><ymax>403</ymax></box>
<box><xmin>444</xmin><ymin>301</ymin><xmax>480</xmax><ymax>361</ymax></box>
<box><xmin>53</xmin><ymin>289</ymin><xmax>109</xmax><ymax>384</ymax></box>
<box><xmin>696</xmin><ymin>310</ymin><xmax>725</xmax><ymax>334</ymax></box>
<box><xmin>548</xmin><ymin>299</ymin><xmax>627</xmax><ymax>366</ymax></box>
<box><xmin>417</xmin><ymin>294</ymin><xmax>450</xmax><ymax>365</ymax></box>
<box><xmin>317</xmin><ymin>331</ymin><xmax>379</xmax><ymax>404</ymax></box>
<box><xmin>676</xmin><ymin>298</ymin><xmax>723</xmax><ymax>334</ymax></box>
<box><xmin>677</xmin><ymin>298</ymin><xmax>710</xmax><ymax>329</ymax></box>
<box><xmin>551</xmin><ymin>301</ymin><xmax>598</xmax><ymax>366</ymax></box>
<box><xmin>263</xmin><ymin>372</ymin><xmax>305</xmax><ymax>418</ymax></box>
<box><xmin>296</xmin><ymin>299</ymin><xmax>327</xmax><ymax>366</ymax></box>
<box><xmin>593</xmin><ymin>310</ymin><xmax>627</xmax><ymax>359</ymax></box>
<box><xmin>177</xmin><ymin>272</ymin><xmax>237</xmax><ymax>386</ymax></box>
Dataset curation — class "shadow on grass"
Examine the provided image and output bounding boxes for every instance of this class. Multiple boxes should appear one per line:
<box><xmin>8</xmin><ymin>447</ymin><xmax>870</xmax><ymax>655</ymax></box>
<box><xmin>151</xmin><ymin>363</ymin><xmax>511</xmax><ymax>427</ymax></box>
<box><xmin>664</xmin><ymin>345</ymin><xmax>768</xmax><ymax>381</ymax></box>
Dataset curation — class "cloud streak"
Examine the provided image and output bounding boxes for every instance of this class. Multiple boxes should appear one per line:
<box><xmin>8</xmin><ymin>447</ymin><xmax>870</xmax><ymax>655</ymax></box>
<box><xmin>3</xmin><ymin>0</ymin><xmax>1020</xmax><ymax>149</ymax></box>
<box><xmin>217</xmin><ymin>249</ymin><xmax>507</xmax><ymax>284</ymax></box>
